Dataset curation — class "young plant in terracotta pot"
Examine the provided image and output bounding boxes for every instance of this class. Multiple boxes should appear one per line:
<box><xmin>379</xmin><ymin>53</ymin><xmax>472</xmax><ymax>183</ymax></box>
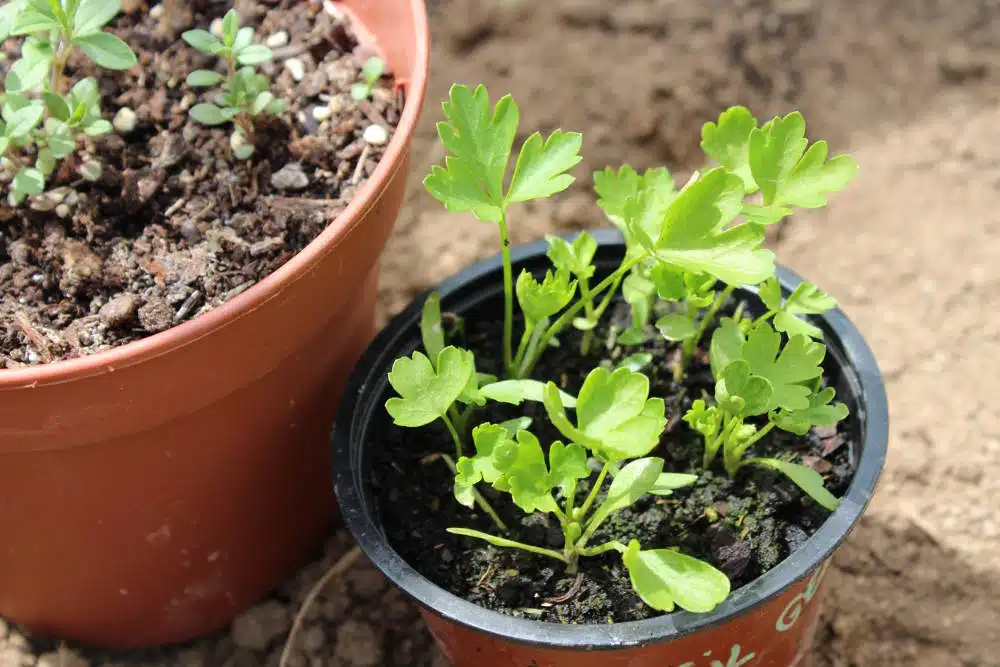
<box><xmin>0</xmin><ymin>0</ymin><xmax>428</xmax><ymax>649</ymax></box>
<box><xmin>333</xmin><ymin>85</ymin><xmax>889</xmax><ymax>667</ymax></box>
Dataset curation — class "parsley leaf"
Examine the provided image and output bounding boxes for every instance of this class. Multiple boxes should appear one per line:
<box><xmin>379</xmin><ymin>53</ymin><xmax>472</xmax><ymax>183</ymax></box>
<box><xmin>384</xmin><ymin>346</ymin><xmax>475</xmax><ymax>427</ymax></box>
<box><xmin>644</xmin><ymin>168</ymin><xmax>775</xmax><ymax>285</ymax></box>
<box><xmin>774</xmin><ymin>386</ymin><xmax>849</xmax><ymax>435</ymax></box>
<box><xmin>740</xmin><ymin>324</ymin><xmax>825</xmax><ymax>411</ymax></box>
<box><xmin>515</xmin><ymin>269</ymin><xmax>577</xmax><ymax>324</ymax></box>
<box><xmin>744</xmin><ymin>457</ymin><xmax>840</xmax><ymax>510</ymax></box>
<box><xmin>491</xmin><ymin>430</ymin><xmax>560</xmax><ymax>513</ymax></box>
<box><xmin>701</xmin><ymin>105</ymin><xmax>757</xmax><ymax>191</ymax></box>
<box><xmin>506</xmin><ymin>130</ymin><xmax>583</xmax><ymax>203</ymax></box>
<box><xmin>623</xmin><ymin>539</ymin><xmax>731</xmax><ymax>613</ymax></box>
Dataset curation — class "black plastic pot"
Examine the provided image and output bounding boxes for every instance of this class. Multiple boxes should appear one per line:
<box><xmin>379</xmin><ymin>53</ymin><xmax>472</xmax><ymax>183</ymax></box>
<box><xmin>332</xmin><ymin>229</ymin><xmax>889</xmax><ymax>667</ymax></box>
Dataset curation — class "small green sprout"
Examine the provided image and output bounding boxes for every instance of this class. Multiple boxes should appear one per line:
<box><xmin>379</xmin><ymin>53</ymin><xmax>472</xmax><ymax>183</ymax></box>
<box><xmin>683</xmin><ymin>313</ymin><xmax>848</xmax><ymax>510</ymax></box>
<box><xmin>350</xmin><ymin>56</ymin><xmax>384</xmax><ymax>101</ymax></box>
<box><xmin>1</xmin><ymin>0</ymin><xmax>136</xmax><ymax>205</ymax></box>
<box><xmin>447</xmin><ymin>367</ymin><xmax>730</xmax><ymax>613</ymax></box>
<box><xmin>183</xmin><ymin>9</ymin><xmax>287</xmax><ymax>159</ymax></box>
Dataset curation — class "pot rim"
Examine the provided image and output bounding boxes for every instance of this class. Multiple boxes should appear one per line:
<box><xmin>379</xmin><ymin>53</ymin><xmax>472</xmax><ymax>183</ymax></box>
<box><xmin>0</xmin><ymin>0</ymin><xmax>430</xmax><ymax>388</ymax></box>
<box><xmin>332</xmin><ymin>228</ymin><xmax>889</xmax><ymax>650</ymax></box>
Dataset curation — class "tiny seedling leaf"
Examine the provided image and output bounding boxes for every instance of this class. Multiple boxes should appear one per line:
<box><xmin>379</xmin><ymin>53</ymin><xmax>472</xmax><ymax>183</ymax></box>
<box><xmin>773</xmin><ymin>386</ymin><xmax>849</xmax><ymax>436</ymax></box>
<box><xmin>187</xmin><ymin>69</ymin><xmax>224</xmax><ymax>87</ymax></box>
<box><xmin>709</xmin><ymin>317</ymin><xmax>745</xmax><ymax>378</ymax></box>
<box><xmin>656</xmin><ymin>314</ymin><xmax>697</xmax><ymax>341</ymax></box>
<box><xmin>12</xmin><ymin>10</ymin><xmax>59</xmax><ymax>35</ymax></box>
<box><xmin>75</xmin><ymin>32</ymin><xmax>137</xmax><ymax>70</ymax></box>
<box><xmin>716</xmin><ymin>360</ymin><xmax>773</xmax><ymax>417</ymax></box>
<box><xmin>73</xmin><ymin>0</ymin><xmax>120</xmax><ymax>35</ymax></box>
<box><xmin>545</xmin><ymin>231</ymin><xmax>597</xmax><ymax>279</ymax></box>
<box><xmin>596</xmin><ymin>457</ymin><xmax>663</xmax><ymax>517</ymax></box>
<box><xmin>744</xmin><ymin>457</ymin><xmax>840</xmax><ymax>510</ymax></box>
<box><xmin>740</xmin><ymin>324</ymin><xmax>825</xmax><ymax>411</ymax></box>
<box><xmin>189</xmin><ymin>103</ymin><xmax>235</xmax><ymax>126</ymax></box>
<box><xmin>5</xmin><ymin>103</ymin><xmax>44</xmax><ymax>138</ymax></box>
<box><xmin>420</xmin><ymin>292</ymin><xmax>445</xmax><ymax>366</ymax></box>
<box><xmin>515</xmin><ymin>269</ymin><xmax>576</xmax><ymax>324</ymax></box>
<box><xmin>182</xmin><ymin>29</ymin><xmax>221</xmax><ymax>53</ymax></box>
<box><xmin>384</xmin><ymin>346</ymin><xmax>475</xmax><ymax>427</ymax></box>
<box><xmin>548</xmin><ymin>441</ymin><xmax>589</xmax><ymax>493</ymax></box>
<box><xmin>616</xmin><ymin>352</ymin><xmax>653</xmax><ymax>373</ymax></box>
<box><xmin>649</xmin><ymin>472</ymin><xmax>699</xmax><ymax>496</ymax></box>
<box><xmin>572</xmin><ymin>367</ymin><xmax>667</xmax><ymax>460</ymax></box>
<box><xmin>622</xmin><ymin>540</ymin><xmax>731</xmax><ymax>613</ymax></box>
<box><xmin>491</xmin><ymin>430</ymin><xmax>559</xmax><ymax>513</ymax></box>
<box><xmin>480</xmin><ymin>380</ymin><xmax>577</xmax><ymax>408</ymax></box>
<box><xmin>44</xmin><ymin>118</ymin><xmax>75</xmax><ymax>157</ymax></box>
<box><xmin>237</xmin><ymin>44</ymin><xmax>273</xmax><ymax>65</ymax></box>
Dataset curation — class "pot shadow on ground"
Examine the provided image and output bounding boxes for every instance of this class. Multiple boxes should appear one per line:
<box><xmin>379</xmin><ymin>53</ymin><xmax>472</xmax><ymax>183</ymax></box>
<box><xmin>813</xmin><ymin>513</ymin><xmax>1000</xmax><ymax>667</ymax></box>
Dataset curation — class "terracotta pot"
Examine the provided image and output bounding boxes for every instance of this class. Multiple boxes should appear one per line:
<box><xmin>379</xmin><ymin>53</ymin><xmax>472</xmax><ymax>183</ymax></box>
<box><xmin>333</xmin><ymin>230</ymin><xmax>889</xmax><ymax>666</ymax></box>
<box><xmin>0</xmin><ymin>0</ymin><xmax>429</xmax><ymax>649</ymax></box>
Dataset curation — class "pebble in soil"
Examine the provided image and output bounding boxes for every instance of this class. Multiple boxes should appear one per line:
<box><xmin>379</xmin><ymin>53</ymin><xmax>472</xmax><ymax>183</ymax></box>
<box><xmin>0</xmin><ymin>0</ymin><xmax>402</xmax><ymax>367</ymax></box>
<box><xmin>373</xmin><ymin>299</ymin><xmax>856</xmax><ymax>624</ymax></box>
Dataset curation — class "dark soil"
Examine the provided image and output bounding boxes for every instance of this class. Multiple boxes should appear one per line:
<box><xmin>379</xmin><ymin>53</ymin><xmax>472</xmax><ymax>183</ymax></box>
<box><xmin>373</xmin><ymin>298</ymin><xmax>855</xmax><ymax>625</ymax></box>
<box><xmin>0</xmin><ymin>0</ymin><xmax>401</xmax><ymax>367</ymax></box>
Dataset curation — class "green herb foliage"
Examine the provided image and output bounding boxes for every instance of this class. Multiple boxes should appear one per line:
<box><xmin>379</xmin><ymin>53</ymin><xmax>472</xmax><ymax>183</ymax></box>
<box><xmin>386</xmin><ymin>85</ymin><xmax>858</xmax><ymax>615</ymax></box>
<box><xmin>350</xmin><ymin>56</ymin><xmax>383</xmax><ymax>101</ymax></box>
<box><xmin>1</xmin><ymin>0</ymin><xmax>137</xmax><ymax>204</ymax></box>
<box><xmin>183</xmin><ymin>10</ymin><xmax>287</xmax><ymax>159</ymax></box>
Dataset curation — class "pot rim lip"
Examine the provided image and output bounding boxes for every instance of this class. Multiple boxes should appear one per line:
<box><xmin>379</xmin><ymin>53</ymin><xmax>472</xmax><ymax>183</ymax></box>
<box><xmin>332</xmin><ymin>228</ymin><xmax>890</xmax><ymax>650</ymax></box>
<box><xmin>0</xmin><ymin>0</ymin><xmax>430</xmax><ymax>388</ymax></box>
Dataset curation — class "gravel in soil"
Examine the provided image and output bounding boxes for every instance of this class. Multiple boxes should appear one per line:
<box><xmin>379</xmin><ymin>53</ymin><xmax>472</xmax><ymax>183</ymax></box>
<box><xmin>0</xmin><ymin>0</ymin><xmax>401</xmax><ymax>367</ymax></box>
<box><xmin>372</xmin><ymin>299</ymin><xmax>854</xmax><ymax>624</ymax></box>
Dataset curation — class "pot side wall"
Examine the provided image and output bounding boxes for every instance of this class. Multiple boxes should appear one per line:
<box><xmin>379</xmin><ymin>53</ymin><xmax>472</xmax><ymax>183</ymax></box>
<box><xmin>423</xmin><ymin>559</ymin><xmax>831</xmax><ymax>667</ymax></box>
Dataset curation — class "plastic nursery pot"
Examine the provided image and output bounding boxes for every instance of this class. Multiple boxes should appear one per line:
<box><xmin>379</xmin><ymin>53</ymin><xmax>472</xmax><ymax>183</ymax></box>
<box><xmin>0</xmin><ymin>0</ymin><xmax>429</xmax><ymax>650</ymax></box>
<box><xmin>333</xmin><ymin>229</ymin><xmax>889</xmax><ymax>667</ymax></box>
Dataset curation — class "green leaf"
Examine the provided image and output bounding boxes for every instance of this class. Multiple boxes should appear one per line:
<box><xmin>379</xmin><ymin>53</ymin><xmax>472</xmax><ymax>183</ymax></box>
<box><xmin>231</xmin><ymin>26</ymin><xmax>254</xmax><ymax>52</ymax></box>
<box><xmin>709</xmin><ymin>317</ymin><xmax>745</xmax><ymax>378</ymax></box>
<box><xmin>423</xmin><ymin>84</ymin><xmax>518</xmax><ymax>222</ymax></box>
<box><xmin>620</xmin><ymin>265</ymin><xmax>654</xmax><ymax>344</ymax></box>
<box><xmin>774</xmin><ymin>311</ymin><xmax>823</xmax><ymax>340</ymax></box>
<box><xmin>350</xmin><ymin>82</ymin><xmax>371</xmax><ymax>101</ymax></box>
<box><xmin>758</xmin><ymin>277</ymin><xmax>783</xmax><ymax>312</ymax></box>
<box><xmin>715</xmin><ymin>360</ymin><xmax>772</xmax><ymax>417</ymax></box>
<box><xmin>237</xmin><ymin>44</ymin><xmax>273</xmax><ymax>65</ymax></box>
<box><xmin>69</xmin><ymin>77</ymin><xmax>100</xmax><ymax>108</ymax></box>
<box><xmin>82</xmin><ymin>118</ymin><xmax>112</xmax><ymax>136</ymax></box>
<box><xmin>420</xmin><ymin>292</ymin><xmax>445</xmax><ymax>365</ymax></box>
<box><xmin>76</xmin><ymin>32</ymin><xmax>137</xmax><ymax>70</ymax></box>
<box><xmin>35</xmin><ymin>147</ymin><xmax>56</xmax><ymax>176</ymax></box>
<box><xmin>5</xmin><ymin>103</ymin><xmax>44</xmax><ymax>138</ymax></box>
<box><xmin>684</xmin><ymin>398</ymin><xmax>722</xmax><ymax>444</ymax></box>
<box><xmin>189</xmin><ymin>103</ymin><xmax>236</xmax><ymax>126</ymax></box>
<box><xmin>6</xmin><ymin>40</ymin><xmax>53</xmax><ymax>93</ymax></box>
<box><xmin>656</xmin><ymin>314</ymin><xmax>696</xmax><ymax>342</ymax></box>
<box><xmin>616</xmin><ymin>352</ymin><xmax>652</xmax><ymax>373</ymax></box>
<box><xmin>622</xmin><ymin>540</ymin><xmax>730</xmax><ymax>613</ymax></box>
<box><xmin>44</xmin><ymin>118</ymin><xmax>75</xmax><ymax>157</ymax></box>
<box><xmin>492</xmin><ymin>430</ymin><xmax>559</xmax><ymax>514</ymax></box>
<box><xmin>384</xmin><ymin>346</ymin><xmax>475</xmax><ymax>427</ymax></box>
<box><xmin>0</xmin><ymin>0</ymin><xmax>27</xmax><ymax>41</ymax></box>
<box><xmin>72</xmin><ymin>0</ymin><xmax>120</xmax><ymax>34</ymax></box>
<box><xmin>11</xmin><ymin>10</ymin><xmax>60</xmax><ymax>35</ymax></box>
<box><xmin>12</xmin><ymin>166</ymin><xmax>45</xmax><ymax>200</ymax></box>
<box><xmin>480</xmin><ymin>380</ymin><xmax>577</xmax><ymax>408</ymax></box>
<box><xmin>741</xmin><ymin>324</ymin><xmax>825</xmax><ymax>412</ymax></box>
<box><xmin>362</xmin><ymin>56</ymin><xmax>383</xmax><ymax>83</ymax></box>
<box><xmin>650</xmin><ymin>168</ymin><xmax>775</xmax><ymax>285</ymax></box>
<box><xmin>182</xmin><ymin>28</ymin><xmax>221</xmax><ymax>53</ymax></box>
<box><xmin>701</xmin><ymin>105</ymin><xmax>757</xmax><ymax>191</ymax></box>
<box><xmin>649</xmin><ymin>472</ymin><xmax>699</xmax><ymax>496</ymax></box>
<box><xmin>571</xmin><ymin>367</ymin><xmax>667</xmax><ymax>460</ymax></box>
<box><xmin>741</xmin><ymin>202</ymin><xmax>790</xmax><ymax>225</ymax></box>
<box><xmin>498</xmin><ymin>417</ymin><xmax>532</xmax><ymax>438</ymax></box>
<box><xmin>774</xmin><ymin>386</ymin><xmax>849</xmax><ymax>436</ymax></box>
<box><xmin>749</xmin><ymin>113</ymin><xmax>857</xmax><ymax>208</ymax></box>
<box><xmin>453</xmin><ymin>423</ymin><xmax>512</xmax><ymax>505</ymax></box>
<box><xmin>232</xmin><ymin>143</ymin><xmax>254</xmax><ymax>160</ymax></box>
<box><xmin>40</xmin><ymin>92</ymin><xmax>69</xmax><ymax>121</ymax></box>
<box><xmin>515</xmin><ymin>269</ymin><xmax>576</xmax><ymax>324</ymax></box>
<box><xmin>545</xmin><ymin>231</ymin><xmax>597</xmax><ymax>279</ymax></box>
<box><xmin>250</xmin><ymin>91</ymin><xmax>274</xmax><ymax>115</ymax></box>
<box><xmin>187</xmin><ymin>69</ymin><xmax>224</xmax><ymax>87</ymax></box>
<box><xmin>744</xmin><ymin>457</ymin><xmax>840</xmax><ymax>510</ymax></box>
<box><xmin>548</xmin><ymin>441</ymin><xmax>589</xmax><ymax>492</ymax></box>
<box><xmin>597</xmin><ymin>457</ymin><xmax>663</xmax><ymax>515</ymax></box>
<box><xmin>266</xmin><ymin>98</ymin><xmax>287</xmax><ymax>115</ymax></box>
<box><xmin>505</xmin><ymin>130</ymin><xmax>583</xmax><ymax>203</ymax></box>
<box><xmin>785</xmin><ymin>282</ymin><xmax>837</xmax><ymax>314</ymax></box>
<box><xmin>594</xmin><ymin>164</ymin><xmax>642</xmax><ymax>226</ymax></box>
<box><xmin>0</xmin><ymin>137</ymin><xmax>9</xmax><ymax>155</ymax></box>
<box><xmin>221</xmin><ymin>9</ymin><xmax>239</xmax><ymax>44</ymax></box>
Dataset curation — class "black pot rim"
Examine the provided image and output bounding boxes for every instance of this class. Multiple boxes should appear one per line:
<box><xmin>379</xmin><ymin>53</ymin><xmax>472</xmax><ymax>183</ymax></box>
<box><xmin>332</xmin><ymin>228</ymin><xmax>889</xmax><ymax>650</ymax></box>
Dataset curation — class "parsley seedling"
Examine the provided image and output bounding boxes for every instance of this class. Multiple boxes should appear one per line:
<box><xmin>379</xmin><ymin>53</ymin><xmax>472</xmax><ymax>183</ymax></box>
<box><xmin>183</xmin><ymin>10</ymin><xmax>287</xmax><ymax>159</ymax></box>
<box><xmin>386</xmin><ymin>85</ymin><xmax>858</xmax><ymax>614</ymax></box>
<box><xmin>0</xmin><ymin>0</ymin><xmax>136</xmax><ymax>205</ymax></box>
<box><xmin>350</xmin><ymin>56</ymin><xmax>383</xmax><ymax>101</ymax></box>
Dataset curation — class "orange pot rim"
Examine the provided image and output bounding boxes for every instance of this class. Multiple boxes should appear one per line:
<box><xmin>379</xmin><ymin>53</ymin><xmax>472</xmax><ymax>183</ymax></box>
<box><xmin>332</xmin><ymin>230</ymin><xmax>890</xmax><ymax>651</ymax></box>
<box><xmin>0</xmin><ymin>0</ymin><xmax>430</xmax><ymax>390</ymax></box>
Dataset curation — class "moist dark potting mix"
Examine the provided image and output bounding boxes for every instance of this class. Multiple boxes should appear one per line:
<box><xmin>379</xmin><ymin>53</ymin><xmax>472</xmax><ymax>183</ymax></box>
<box><xmin>0</xmin><ymin>0</ymin><xmax>401</xmax><ymax>367</ymax></box>
<box><xmin>373</xmin><ymin>300</ymin><xmax>856</xmax><ymax>624</ymax></box>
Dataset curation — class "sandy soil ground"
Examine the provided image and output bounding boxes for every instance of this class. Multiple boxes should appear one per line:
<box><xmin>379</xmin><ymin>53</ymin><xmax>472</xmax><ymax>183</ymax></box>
<box><xmin>4</xmin><ymin>0</ymin><xmax>1000</xmax><ymax>665</ymax></box>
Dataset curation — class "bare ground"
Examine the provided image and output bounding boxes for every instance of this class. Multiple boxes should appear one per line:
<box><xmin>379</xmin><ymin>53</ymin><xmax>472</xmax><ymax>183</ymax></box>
<box><xmin>4</xmin><ymin>0</ymin><xmax>1000</xmax><ymax>665</ymax></box>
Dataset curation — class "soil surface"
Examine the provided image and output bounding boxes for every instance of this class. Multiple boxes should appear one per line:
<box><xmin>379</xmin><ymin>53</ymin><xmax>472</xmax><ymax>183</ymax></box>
<box><xmin>5</xmin><ymin>0</ymin><xmax>1000</xmax><ymax>665</ymax></box>
<box><xmin>374</xmin><ymin>303</ymin><xmax>853</xmax><ymax>624</ymax></box>
<box><xmin>0</xmin><ymin>0</ymin><xmax>400</xmax><ymax>366</ymax></box>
